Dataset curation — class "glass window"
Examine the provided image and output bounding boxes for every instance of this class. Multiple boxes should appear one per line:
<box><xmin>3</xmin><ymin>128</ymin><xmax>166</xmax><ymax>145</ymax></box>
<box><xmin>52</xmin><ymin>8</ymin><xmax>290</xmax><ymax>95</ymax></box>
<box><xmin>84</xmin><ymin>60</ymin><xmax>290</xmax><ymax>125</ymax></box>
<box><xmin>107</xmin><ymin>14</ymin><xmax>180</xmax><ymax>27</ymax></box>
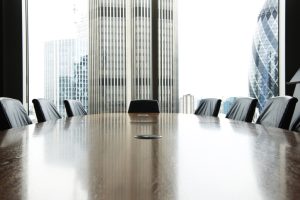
<box><xmin>28</xmin><ymin>0</ymin><xmax>88</xmax><ymax>118</ymax></box>
<box><xmin>178</xmin><ymin>0</ymin><xmax>270</xmax><ymax>114</ymax></box>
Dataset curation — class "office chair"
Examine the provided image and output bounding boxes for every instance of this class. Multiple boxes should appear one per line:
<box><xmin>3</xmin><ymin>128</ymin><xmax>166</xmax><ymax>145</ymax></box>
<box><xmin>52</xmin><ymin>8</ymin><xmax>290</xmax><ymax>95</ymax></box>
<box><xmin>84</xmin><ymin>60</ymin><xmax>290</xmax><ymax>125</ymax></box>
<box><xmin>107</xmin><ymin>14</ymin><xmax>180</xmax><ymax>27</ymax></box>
<box><xmin>0</xmin><ymin>97</ymin><xmax>32</xmax><ymax>130</ymax></box>
<box><xmin>225</xmin><ymin>97</ymin><xmax>258</xmax><ymax>122</ymax></box>
<box><xmin>288</xmin><ymin>75</ymin><xmax>300</xmax><ymax>132</ymax></box>
<box><xmin>289</xmin><ymin>96</ymin><xmax>300</xmax><ymax>131</ymax></box>
<box><xmin>64</xmin><ymin>99</ymin><xmax>87</xmax><ymax>117</ymax></box>
<box><xmin>32</xmin><ymin>98</ymin><xmax>62</xmax><ymax>123</ymax></box>
<box><xmin>128</xmin><ymin>100</ymin><xmax>160</xmax><ymax>113</ymax></box>
<box><xmin>290</xmin><ymin>117</ymin><xmax>300</xmax><ymax>132</ymax></box>
<box><xmin>194</xmin><ymin>98</ymin><xmax>222</xmax><ymax>117</ymax></box>
<box><xmin>256</xmin><ymin>96</ymin><xmax>297</xmax><ymax>129</ymax></box>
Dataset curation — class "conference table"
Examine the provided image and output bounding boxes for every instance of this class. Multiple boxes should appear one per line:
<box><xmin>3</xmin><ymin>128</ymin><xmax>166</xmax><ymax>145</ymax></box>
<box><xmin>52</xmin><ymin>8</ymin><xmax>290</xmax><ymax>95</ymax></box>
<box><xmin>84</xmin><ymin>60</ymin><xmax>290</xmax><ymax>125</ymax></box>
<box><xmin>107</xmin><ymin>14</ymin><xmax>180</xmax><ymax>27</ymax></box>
<box><xmin>0</xmin><ymin>113</ymin><xmax>300</xmax><ymax>200</ymax></box>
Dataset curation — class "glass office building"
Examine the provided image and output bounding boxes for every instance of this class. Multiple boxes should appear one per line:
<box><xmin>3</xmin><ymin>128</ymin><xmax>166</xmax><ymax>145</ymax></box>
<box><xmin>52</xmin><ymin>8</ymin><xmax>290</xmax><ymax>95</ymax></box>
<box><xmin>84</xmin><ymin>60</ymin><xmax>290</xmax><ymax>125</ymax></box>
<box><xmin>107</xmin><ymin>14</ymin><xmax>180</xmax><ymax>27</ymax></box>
<box><xmin>44</xmin><ymin>39</ymin><xmax>88</xmax><ymax>115</ymax></box>
<box><xmin>249</xmin><ymin>0</ymin><xmax>279</xmax><ymax>111</ymax></box>
<box><xmin>89</xmin><ymin>2</ymin><xmax>127</xmax><ymax>113</ymax></box>
<box><xmin>89</xmin><ymin>0</ymin><xmax>178</xmax><ymax>113</ymax></box>
<box><xmin>179</xmin><ymin>94</ymin><xmax>194</xmax><ymax>114</ymax></box>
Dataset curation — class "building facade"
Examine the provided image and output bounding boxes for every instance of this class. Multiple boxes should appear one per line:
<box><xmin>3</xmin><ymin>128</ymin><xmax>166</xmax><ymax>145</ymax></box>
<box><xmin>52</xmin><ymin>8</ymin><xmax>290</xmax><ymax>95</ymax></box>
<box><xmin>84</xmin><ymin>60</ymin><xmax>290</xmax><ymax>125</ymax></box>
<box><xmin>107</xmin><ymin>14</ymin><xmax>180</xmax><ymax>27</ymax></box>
<box><xmin>89</xmin><ymin>0</ymin><xmax>178</xmax><ymax>113</ymax></box>
<box><xmin>179</xmin><ymin>94</ymin><xmax>194</xmax><ymax>114</ymax></box>
<box><xmin>249</xmin><ymin>0</ymin><xmax>279</xmax><ymax>111</ymax></box>
<box><xmin>44</xmin><ymin>39</ymin><xmax>88</xmax><ymax>115</ymax></box>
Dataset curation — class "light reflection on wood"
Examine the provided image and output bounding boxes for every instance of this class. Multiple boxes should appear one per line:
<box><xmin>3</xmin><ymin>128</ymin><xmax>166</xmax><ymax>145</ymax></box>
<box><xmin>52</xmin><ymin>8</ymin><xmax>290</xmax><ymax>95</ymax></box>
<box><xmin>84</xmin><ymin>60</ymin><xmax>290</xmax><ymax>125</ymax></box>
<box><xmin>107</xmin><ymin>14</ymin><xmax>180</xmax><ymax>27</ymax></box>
<box><xmin>0</xmin><ymin>114</ymin><xmax>300</xmax><ymax>200</ymax></box>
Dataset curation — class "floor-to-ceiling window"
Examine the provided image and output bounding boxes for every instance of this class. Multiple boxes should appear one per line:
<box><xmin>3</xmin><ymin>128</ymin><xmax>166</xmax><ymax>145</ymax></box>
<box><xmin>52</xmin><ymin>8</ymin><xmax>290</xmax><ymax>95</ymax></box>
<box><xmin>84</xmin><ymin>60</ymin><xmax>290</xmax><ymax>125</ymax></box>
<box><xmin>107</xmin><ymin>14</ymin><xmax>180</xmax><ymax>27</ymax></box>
<box><xmin>28</xmin><ymin>0</ymin><xmax>178</xmax><ymax>117</ymax></box>
<box><xmin>178</xmin><ymin>0</ymin><xmax>278</xmax><ymax>114</ymax></box>
<box><xmin>27</xmin><ymin>0</ymin><xmax>278</xmax><ymax>116</ymax></box>
<box><xmin>28</xmin><ymin>0</ymin><xmax>88</xmax><ymax>117</ymax></box>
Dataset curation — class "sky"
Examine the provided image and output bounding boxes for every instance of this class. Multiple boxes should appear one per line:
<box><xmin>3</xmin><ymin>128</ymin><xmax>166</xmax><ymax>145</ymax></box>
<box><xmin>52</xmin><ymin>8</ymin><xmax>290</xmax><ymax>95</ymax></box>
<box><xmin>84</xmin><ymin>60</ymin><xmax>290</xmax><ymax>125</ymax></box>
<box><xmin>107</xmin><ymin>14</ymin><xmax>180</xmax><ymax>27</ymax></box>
<box><xmin>178</xmin><ymin>0</ymin><xmax>265</xmax><ymax>100</ymax></box>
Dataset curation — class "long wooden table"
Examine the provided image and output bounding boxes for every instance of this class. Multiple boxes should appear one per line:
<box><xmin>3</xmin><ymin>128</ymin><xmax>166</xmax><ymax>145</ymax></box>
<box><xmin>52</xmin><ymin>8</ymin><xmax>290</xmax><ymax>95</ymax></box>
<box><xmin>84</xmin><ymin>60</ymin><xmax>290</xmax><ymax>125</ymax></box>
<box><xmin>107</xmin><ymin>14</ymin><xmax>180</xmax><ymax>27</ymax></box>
<box><xmin>0</xmin><ymin>113</ymin><xmax>300</xmax><ymax>200</ymax></box>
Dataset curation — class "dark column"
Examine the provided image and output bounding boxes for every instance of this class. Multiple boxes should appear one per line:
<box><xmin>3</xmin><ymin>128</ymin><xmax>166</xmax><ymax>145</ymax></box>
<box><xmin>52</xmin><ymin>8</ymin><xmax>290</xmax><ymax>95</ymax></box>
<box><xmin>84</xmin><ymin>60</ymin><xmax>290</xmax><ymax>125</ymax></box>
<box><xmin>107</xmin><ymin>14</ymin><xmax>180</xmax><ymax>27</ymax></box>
<box><xmin>285</xmin><ymin>0</ymin><xmax>300</xmax><ymax>95</ymax></box>
<box><xmin>0</xmin><ymin>1</ymin><xmax>3</xmax><ymax>95</ymax></box>
<box><xmin>0</xmin><ymin>0</ymin><xmax>23</xmax><ymax>101</ymax></box>
<box><xmin>152</xmin><ymin>0</ymin><xmax>159</xmax><ymax>100</ymax></box>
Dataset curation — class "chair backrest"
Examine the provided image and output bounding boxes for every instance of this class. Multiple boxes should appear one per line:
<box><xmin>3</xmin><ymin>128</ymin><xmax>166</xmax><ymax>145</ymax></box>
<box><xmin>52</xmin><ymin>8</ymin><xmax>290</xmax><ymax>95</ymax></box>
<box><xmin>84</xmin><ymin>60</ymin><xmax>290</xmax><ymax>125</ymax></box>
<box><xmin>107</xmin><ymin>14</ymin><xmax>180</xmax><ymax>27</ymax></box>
<box><xmin>256</xmin><ymin>96</ymin><xmax>298</xmax><ymax>129</ymax></box>
<box><xmin>64</xmin><ymin>99</ymin><xmax>87</xmax><ymax>117</ymax></box>
<box><xmin>194</xmin><ymin>98</ymin><xmax>222</xmax><ymax>117</ymax></box>
<box><xmin>289</xmin><ymin>84</ymin><xmax>300</xmax><ymax>132</ymax></box>
<box><xmin>0</xmin><ymin>97</ymin><xmax>32</xmax><ymax>130</ymax></box>
<box><xmin>32</xmin><ymin>98</ymin><xmax>62</xmax><ymax>123</ymax></box>
<box><xmin>290</xmin><ymin>112</ymin><xmax>300</xmax><ymax>132</ymax></box>
<box><xmin>225</xmin><ymin>97</ymin><xmax>258</xmax><ymax>122</ymax></box>
<box><xmin>128</xmin><ymin>100</ymin><xmax>160</xmax><ymax>113</ymax></box>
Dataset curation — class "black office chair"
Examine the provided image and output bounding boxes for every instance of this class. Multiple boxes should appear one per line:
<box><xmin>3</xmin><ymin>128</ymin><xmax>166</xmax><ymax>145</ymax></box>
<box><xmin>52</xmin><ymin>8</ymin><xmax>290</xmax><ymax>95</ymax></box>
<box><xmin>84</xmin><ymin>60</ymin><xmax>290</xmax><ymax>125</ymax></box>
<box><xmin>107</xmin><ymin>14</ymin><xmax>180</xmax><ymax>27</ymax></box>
<box><xmin>289</xmin><ymin>82</ymin><xmax>300</xmax><ymax>132</ymax></box>
<box><xmin>64</xmin><ymin>99</ymin><xmax>87</xmax><ymax>117</ymax></box>
<box><xmin>289</xmin><ymin>97</ymin><xmax>300</xmax><ymax>132</ymax></box>
<box><xmin>0</xmin><ymin>97</ymin><xmax>32</xmax><ymax>130</ymax></box>
<box><xmin>225</xmin><ymin>97</ymin><xmax>258</xmax><ymax>122</ymax></box>
<box><xmin>290</xmin><ymin>95</ymin><xmax>300</xmax><ymax>132</ymax></box>
<box><xmin>32</xmin><ymin>98</ymin><xmax>62</xmax><ymax>123</ymax></box>
<box><xmin>128</xmin><ymin>100</ymin><xmax>160</xmax><ymax>113</ymax></box>
<box><xmin>194</xmin><ymin>98</ymin><xmax>222</xmax><ymax>117</ymax></box>
<box><xmin>256</xmin><ymin>96</ymin><xmax>298</xmax><ymax>129</ymax></box>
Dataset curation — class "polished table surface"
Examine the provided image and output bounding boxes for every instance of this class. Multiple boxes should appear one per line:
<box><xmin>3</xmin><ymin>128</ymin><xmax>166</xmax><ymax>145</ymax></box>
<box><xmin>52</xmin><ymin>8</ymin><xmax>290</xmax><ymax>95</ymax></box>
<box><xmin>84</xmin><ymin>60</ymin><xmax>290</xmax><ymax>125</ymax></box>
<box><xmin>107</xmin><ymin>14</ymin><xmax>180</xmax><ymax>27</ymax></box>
<box><xmin>1</xmin><ymin>113</ymin><xmax>300</xmax><ymax>200</ymax></box>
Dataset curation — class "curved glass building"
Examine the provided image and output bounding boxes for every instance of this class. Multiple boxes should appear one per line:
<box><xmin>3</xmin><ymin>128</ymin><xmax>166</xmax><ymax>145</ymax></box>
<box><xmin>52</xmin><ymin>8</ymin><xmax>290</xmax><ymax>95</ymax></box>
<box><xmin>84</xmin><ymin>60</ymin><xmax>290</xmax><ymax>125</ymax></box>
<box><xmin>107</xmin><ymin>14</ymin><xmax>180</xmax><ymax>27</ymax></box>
<box><xmin>249</xmin><ymin>0</ymin><xmax>279</xmax><ymax>111</ymax></box>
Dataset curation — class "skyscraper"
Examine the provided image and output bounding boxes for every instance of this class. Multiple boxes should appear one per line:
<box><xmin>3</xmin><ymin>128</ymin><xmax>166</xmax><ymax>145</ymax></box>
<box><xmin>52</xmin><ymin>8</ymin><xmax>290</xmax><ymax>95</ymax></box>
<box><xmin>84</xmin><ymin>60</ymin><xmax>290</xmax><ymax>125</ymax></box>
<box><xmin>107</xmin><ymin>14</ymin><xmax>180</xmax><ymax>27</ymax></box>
<box><xmin>158</xmin><ymin>0</ymin><xmax>178</xmax><ymax>113</ymax></box>
<box><xmin>88</xmin><ymin>1</ymin><xmax>127</xmax><ymax>113</ymax></box>
<box><xmin>44</xmin><ymin>39</ymin><xmax>88</xmax><ymax>115</ymax></box>
<box><xmin>249</xmin><ymin>0</ymin><xmax>278</xmax><ymax>111</ymax></box>
<box><xmin>89</xmin><ymin>0</ymin><xmax>178</xmax><ymax>113</ymax></box>
<box><xmin>44</xmin><ymin>39</ymin><xmax>76</xmax><ymax>114</ymax></box>
<box><xmin>179</xmin><ymin>94</ymin><xmax>194</xmax><ymax>114</ymax></box>
<box><xmin>74</xmin><ymin>55</ymin><xmax>89</xmax><ymax>112</ymax></box>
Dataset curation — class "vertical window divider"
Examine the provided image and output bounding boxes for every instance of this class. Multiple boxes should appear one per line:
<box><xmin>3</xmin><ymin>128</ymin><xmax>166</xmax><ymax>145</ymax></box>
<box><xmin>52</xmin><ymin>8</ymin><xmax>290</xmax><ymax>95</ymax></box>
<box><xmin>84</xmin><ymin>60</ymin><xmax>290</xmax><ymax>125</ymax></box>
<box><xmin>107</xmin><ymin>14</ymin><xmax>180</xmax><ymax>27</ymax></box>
<box><xmin>152</xmin><ymin>0</ymin><xmax>159</xmax><ymax>101</ymax></box>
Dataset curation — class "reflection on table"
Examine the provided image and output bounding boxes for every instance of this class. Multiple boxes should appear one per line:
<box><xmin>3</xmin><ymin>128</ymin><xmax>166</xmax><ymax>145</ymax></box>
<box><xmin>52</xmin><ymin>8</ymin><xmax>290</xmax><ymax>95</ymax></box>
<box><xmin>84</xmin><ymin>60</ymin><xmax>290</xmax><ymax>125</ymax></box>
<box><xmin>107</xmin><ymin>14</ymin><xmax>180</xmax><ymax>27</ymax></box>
<box><xmin>0</xmin><ymin>113</ymin><xmax>300</xmax><ymax>200</ymax></box>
